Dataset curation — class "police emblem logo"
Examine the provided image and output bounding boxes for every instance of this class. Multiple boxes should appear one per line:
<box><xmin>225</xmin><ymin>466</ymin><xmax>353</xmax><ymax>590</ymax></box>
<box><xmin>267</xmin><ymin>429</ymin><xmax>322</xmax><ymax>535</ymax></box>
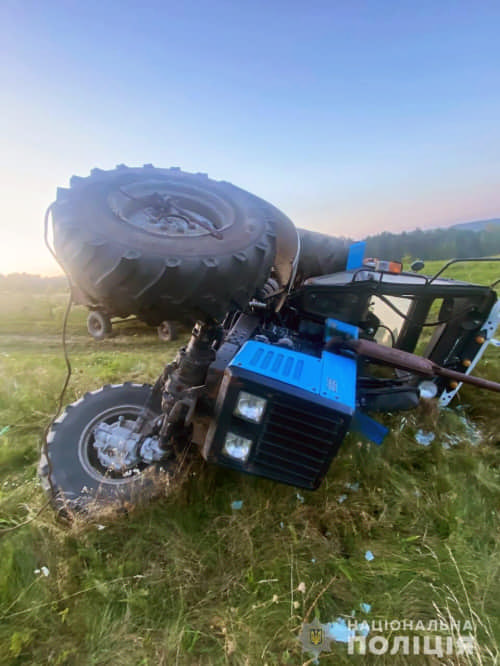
<box><xmin>298</xmin><ymin>617</ymin><xmax>332</xmax><ymax>656</ymax></box>
<box><xmin>309</xmin><ymin>626</ymin><xmax>323</xmax><ymax>646</ymax></box>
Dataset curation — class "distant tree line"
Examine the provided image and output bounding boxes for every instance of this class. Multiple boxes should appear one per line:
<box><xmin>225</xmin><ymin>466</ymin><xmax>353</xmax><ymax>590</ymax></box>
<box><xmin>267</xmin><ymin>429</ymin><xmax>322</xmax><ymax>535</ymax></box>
<box><xmin>0</xmin><ymin>273</ymin><xmax>67</xmax><ymax>292</ymax></box>
<box><xmin>364</xmin><ymin>225</ymin><xmax>500</xmax><ymax>261</ymax></box>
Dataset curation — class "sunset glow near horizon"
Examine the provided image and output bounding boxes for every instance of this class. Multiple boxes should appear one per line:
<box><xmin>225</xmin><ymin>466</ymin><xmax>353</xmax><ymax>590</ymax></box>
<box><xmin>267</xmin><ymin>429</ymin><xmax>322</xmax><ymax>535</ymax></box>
<box><xmin>1</xmin><ymin>1</ymin><xmax>499</xmax><ymax>276</ymax></box>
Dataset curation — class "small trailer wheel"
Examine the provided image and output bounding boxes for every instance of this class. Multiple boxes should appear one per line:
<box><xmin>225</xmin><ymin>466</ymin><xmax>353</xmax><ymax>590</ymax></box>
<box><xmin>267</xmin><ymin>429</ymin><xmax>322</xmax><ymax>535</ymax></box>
<box><xmin>157</xmin><ymin>320</ymin><xmax>178</xmax><ymax>342</ymax></box>
<box><xmin>87</xmin><ymin>310</ymin><xmax>112</xmax><ymax>341</ymax></box>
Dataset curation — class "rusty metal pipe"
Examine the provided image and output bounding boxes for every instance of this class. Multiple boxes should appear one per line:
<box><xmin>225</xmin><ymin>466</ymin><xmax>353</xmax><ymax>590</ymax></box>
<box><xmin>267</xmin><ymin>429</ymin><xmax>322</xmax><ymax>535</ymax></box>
<box><xmin>327</xmin><ymin>337</ymin><xmax>500</xmax><ymax>394</ymax></box>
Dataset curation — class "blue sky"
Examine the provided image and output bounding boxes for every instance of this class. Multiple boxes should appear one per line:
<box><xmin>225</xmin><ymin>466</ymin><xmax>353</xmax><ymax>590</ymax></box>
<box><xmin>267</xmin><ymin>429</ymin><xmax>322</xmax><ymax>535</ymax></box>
<box><xmin>1</xmin><ymin>0</ymin><xmax>499</xmax><ymax>274</ymax></box>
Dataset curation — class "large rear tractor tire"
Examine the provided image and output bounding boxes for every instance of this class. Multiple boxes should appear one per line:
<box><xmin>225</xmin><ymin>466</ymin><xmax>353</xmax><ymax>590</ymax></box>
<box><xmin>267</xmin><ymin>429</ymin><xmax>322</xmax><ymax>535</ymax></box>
<box><xmin>52</xmin><ymin>166</ymin><xmax>297</xmax><ymax>325</ymax></box>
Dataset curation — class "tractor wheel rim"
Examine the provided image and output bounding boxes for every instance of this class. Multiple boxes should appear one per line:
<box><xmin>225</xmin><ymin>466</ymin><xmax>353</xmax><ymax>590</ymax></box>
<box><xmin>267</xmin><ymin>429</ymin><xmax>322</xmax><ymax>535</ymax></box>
<box><xmin>78</xmin><ymin>404</ymin><xmax>155</xmax><ymax>484</ymax></box>
<box><xmin>108</xmin><ymin>179</ymin><xmax>233</xmax><ymax>239</ymax></box>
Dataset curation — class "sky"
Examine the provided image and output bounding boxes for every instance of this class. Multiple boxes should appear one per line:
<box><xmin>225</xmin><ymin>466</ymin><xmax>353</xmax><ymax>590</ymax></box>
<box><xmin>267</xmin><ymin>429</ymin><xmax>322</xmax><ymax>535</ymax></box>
<box><xmin>1</xmin><ymin>0</ymin><xmax>499</xmax><ymax>275</ymax></box>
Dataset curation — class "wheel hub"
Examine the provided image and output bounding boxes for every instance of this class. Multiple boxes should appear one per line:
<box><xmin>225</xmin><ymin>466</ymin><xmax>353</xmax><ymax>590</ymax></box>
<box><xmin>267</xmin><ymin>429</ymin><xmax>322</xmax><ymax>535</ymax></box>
<box><xmin>93</xmin><ymin>417</ymin><xmax>143</xmax><ymax>472</ymax></box>
<box><xmin>93</xmin><ymin>416</ymin><xmax>165</xmax><ymax>475</ymax></box>
<box><xmin>108</xmin><ymin>180</ymin><xmax>229</xmax><ymax>239</ymax></box>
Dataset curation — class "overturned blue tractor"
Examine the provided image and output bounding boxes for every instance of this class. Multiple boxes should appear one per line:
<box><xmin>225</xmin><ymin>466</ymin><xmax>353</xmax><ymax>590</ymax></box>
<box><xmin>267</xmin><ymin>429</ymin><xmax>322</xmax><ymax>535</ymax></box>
<box><xmin>41</xmin><ymin>166</ymin><xmax>500</xmax><ymax>513</ymax></box>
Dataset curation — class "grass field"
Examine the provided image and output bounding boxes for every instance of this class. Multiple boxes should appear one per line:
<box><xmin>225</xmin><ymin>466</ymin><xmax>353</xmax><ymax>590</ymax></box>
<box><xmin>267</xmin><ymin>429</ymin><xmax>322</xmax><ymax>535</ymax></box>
<box><xmin>0</xmin><ymin>261</ymin><xmax>499</xmax><ymax>665</ymax></box>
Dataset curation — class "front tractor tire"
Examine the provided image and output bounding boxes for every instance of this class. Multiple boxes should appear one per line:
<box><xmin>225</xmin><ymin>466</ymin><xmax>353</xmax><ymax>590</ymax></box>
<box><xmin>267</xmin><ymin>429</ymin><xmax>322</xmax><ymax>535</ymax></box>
<box><xmin>39</xmin><ymin>383</ymin><xmax>169</xmax><ymax>514</ymax></box>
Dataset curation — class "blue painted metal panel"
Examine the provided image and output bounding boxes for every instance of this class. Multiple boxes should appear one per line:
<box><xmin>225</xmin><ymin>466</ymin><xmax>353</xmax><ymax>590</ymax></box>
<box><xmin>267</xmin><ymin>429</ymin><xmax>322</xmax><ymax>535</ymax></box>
<box><xmin>346</xmin><ymin>240</ymin><xmax>366</xmax><ymax>270</ymax></box>
<box><xmin>320</xmin><ymin>350</ymin><xmax>356</xmax><ymax>410</ymax></box>
<box><xmin>229</xmin><ymin>341</ymin><xmax>356</xmax><ymax>411</ymax></box>
<box><xmin>352</xmin><ymin>411</ymin><xmax>388</xmax><ymax>445</ymax></box>
<box><xmin>325</xmin><ymin>317</ymin><xmax>359</xmax><ymax>342</ymax></box>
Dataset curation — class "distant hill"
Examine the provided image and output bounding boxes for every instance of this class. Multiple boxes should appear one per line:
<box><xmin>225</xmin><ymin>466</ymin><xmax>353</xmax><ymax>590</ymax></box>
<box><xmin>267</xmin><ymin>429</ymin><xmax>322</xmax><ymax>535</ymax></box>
<box><xmin>450</xmin><ymin>218</ymin><xmax>500</xmax><ymax>232</ymax></box>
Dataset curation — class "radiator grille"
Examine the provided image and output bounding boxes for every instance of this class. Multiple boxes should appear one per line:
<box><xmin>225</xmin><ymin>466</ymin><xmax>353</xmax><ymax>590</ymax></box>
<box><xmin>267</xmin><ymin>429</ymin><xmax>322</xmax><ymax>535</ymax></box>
<box><xmin>251</xmin><ymin>394</ymin><xmax>348</xmax><ymax>489</ymax></box>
